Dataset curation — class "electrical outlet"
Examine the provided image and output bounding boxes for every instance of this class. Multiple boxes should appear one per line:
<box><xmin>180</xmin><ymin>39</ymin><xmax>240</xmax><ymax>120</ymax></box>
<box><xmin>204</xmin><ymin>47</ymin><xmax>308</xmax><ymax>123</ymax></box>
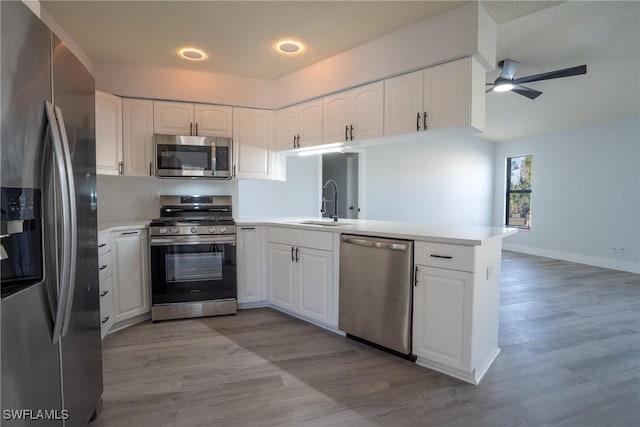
<box><xmin>486</xmin><ymin>266</ymin><xmax>494</xmax><ymax>280</ymax></box>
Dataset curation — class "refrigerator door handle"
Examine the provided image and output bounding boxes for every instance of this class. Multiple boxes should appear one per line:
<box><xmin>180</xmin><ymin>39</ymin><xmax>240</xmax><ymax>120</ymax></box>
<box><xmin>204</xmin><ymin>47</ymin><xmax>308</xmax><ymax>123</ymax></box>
<box><xmin>45</xmin><ymin>101</ymin><xmax>72</xmax><ymax>344</ymax></box>
<box><xmin>54</xmin><ymin>106</ymin><xmax>78</xmax><ymax>338</ymax></box>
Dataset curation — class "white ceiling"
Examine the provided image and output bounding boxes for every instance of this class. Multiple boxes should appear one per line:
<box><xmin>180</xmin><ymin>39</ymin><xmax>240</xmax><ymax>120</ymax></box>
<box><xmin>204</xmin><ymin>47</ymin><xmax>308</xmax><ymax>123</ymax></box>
<box><xmin>42</xmin><ymin>1</ymin><xmax>640</xmax><ymax>142</ymax></box>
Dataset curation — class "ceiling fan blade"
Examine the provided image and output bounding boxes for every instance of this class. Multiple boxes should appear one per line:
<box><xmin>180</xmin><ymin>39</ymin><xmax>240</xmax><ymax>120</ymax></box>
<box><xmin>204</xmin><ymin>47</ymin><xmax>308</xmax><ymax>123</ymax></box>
<box><xmin>499</xmin><ymin>59</ymin><xmax>520</xmax><ymax>80</ymax></box>
<box><xmin>512</xmin><ymin>84</ymin><xmax>543</xmax><ymax>100</ymax></box>
<box><xmin>485</xmin><ymin>87</ymin><xmax>495</xmax><ymax>93</ymax></box>
<box><xmin>514</xmin><ymin>64</ymin><xmax>587</xmax><ymax>85</ymax></box>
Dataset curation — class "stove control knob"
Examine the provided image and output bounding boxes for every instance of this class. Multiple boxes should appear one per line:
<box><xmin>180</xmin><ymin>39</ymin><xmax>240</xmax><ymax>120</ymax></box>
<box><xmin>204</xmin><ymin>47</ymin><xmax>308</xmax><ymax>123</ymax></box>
<box><xmin>159</xmin><ymin>227</ymin><xmax>168</xmax><ymax>235</ymax></box>
<box><xmin>190</xmin><ymin>227</ymin><xmax>198</xmax><ymax>234</ymax></box>
<box><xmin>171</xmin><ymin>227</ymin><xmax>179</xmax><ymax>234</ymax></box>
<box><xmin>208</xmin><ymin>226</ymin><xmax>217</xmax><ymax>233</ymax></box>
<box><xmin>219</xmin><ymin>227</ymin><xmax>227</xmax><ymax>233</ymax></box>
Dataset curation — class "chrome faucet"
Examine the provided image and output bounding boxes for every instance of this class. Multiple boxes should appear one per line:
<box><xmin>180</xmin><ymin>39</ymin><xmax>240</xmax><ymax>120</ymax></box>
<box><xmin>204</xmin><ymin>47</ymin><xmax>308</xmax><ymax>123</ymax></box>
<box><xmin>321</xmin><ymin>179</ymin><xmax>339</xmax><ymax>222</ymax></box>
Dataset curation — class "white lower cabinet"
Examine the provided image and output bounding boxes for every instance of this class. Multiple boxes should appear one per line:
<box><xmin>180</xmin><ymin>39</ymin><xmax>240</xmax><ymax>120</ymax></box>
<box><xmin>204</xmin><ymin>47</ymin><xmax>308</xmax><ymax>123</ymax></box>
<box><xmin>267</xmin><ymin>227</ymin><xmax>334</xmax><ymax>326</ymax></box>
<box><xmin>412</xmin><ymin>266</ymin><xmax>472</xmax><ymax>371</ymax></box>
<box><xmin>98</xmin><ymin>232</ymin><xmax>114</xmax><ymax>339</ymax></box>
<box><xmin>237</xmin><ymin>226</ymin><xmax>266</xmax><ymax>305</ymax></box>
<box><xmin>111</xmin><ymin>229</ymin><xmax>150</xmax><ymax>324</ymax></box>
<box><xmin>412</xmin><ymin>240</ymin><xmax>501</xmax><ymax>385</ymax></box>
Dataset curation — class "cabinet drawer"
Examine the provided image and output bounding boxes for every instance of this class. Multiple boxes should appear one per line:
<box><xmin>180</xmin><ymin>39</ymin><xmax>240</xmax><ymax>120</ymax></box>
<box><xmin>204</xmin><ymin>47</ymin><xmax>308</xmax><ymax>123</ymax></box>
<box><xmin>414</xmin><ymin>241</ymin><xmax>475</xmax><ymax>272</ymax></box>
<box><xmin>98</xmin><ymin>235</ymin><xmax>111</xmax><ymax>256</ymax></box>
<box><xmin>99</xmin><ymin>275</ymin><xmax>113</xmax><ymax>308</ymax></box>
<box><xmin>98</xmin><ymin>252</ymin><xmax>112</xmax><ymax>282</ymax></box>
<box><xmin>100</xmin><ymin>301</ymin><xmax>114</xmax><ymax>339</ymax></box>
<box><xmin>267</xmin><ymin>226</ymin><xmax>333</xmax><ymax>251</ymax></box>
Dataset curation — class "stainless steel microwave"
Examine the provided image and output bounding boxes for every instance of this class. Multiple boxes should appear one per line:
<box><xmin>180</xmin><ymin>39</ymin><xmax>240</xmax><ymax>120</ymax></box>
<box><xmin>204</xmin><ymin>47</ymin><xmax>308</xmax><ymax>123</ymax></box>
<box><xmin>154</xmin><ymin>134</ymin><xmax>232</xmax><ymax>179</ymax></box>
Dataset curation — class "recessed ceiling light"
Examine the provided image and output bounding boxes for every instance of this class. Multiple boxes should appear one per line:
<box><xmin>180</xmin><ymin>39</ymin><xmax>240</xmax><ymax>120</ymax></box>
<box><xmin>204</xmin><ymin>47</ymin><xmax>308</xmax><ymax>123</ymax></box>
<box><xmin>275</xmin><ymin>39</ymin><xmax>305</xmax><ymax>55</ymax></box>
<box><xmin>178</xmin><ymin>46</ymin><xmax>208</xmax><ymax>61</ymax></box>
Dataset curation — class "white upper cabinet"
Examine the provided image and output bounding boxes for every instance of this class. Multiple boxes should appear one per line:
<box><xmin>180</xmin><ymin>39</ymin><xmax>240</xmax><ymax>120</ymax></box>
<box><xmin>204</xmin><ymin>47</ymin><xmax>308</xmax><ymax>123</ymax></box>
<box><xmin>194</xmin><ymin>104</ymin><xmax>233</xmax><ymax>137</ymax></box>
<box><xmin>153</xmin><ymin>101</ymin><xmax>194</xmax><ymax>135</ymax></box>
<box><xmin>323</xmin><ymin>81</ymin><xmax>384</xmax><ymax>144</ymax></box>
<box><xmin>275</xmin><ymin>99</ymin><xmax>323</xmax><ymax>151</ymax></box>
<box><xmin>154</xmin><ymin>101</ymin><xmax>232</xmax><ymax>137</ymax></box>
<box><xmin>233</xmin><ymin>107</ymin><xmax>273</xmax><ymax>179</ymax></box>
<box><xmin>384</xmin><ymin>70</ymin><xmax>424</xmax><ymax>136</ymax></box>
<box><xmin>384</xmin><ymin>57</ymin><xmax>485</xmax><ymax>137</ymax></box>
<box><xmin>122</xmin><ymin>98</ymin><xmax>154</xmax><ymax>176</ymax></box>
<box><xmin>95</xmin><ymin>91</ymin><xmax>123</xmax><ymax>175</ymax></box>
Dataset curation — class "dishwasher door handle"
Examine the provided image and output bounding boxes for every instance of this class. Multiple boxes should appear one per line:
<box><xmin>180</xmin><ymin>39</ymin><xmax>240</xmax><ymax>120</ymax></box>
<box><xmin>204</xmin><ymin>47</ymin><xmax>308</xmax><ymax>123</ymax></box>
<box><xmin>342</xmin><ymin>236</ymin><xmax>408</xmax><ymax>251</ymax></box>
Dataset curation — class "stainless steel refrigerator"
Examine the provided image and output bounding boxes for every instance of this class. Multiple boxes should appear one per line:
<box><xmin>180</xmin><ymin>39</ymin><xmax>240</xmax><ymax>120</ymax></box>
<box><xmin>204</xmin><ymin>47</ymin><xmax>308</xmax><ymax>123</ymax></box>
<box><xmin>1</xmin><ymin>1</ymin><xmax>103</xmax><ymax>425</ymax></box>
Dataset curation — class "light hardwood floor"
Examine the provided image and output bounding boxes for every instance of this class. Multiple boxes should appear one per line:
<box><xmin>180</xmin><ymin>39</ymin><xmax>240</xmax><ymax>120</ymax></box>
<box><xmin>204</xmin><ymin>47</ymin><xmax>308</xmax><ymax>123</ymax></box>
<box><xmin>93</xmin><ymin>251</ymin><xmax>640</xmax><ymax>427</ymax></box>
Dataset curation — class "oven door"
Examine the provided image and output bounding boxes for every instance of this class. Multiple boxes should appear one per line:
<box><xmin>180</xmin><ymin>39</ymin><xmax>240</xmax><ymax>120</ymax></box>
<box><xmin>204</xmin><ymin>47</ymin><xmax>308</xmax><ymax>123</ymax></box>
<box><xmin>150</xmin><ymin>235</ymin><xmax>236</xmax><ymax>305</ymax></box>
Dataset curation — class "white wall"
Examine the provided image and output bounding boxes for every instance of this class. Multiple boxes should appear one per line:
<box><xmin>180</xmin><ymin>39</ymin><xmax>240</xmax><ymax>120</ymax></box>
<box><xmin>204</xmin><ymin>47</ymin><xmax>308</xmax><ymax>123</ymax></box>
<box><xmin>493</xmin><ymin>116</ymin><xmax>640</xmax><ymax>273</ymax></box>
<box><xmin>96</xmin><ymin>175</ymin><xmax>238</xmax><ymax>223</ymax></box>
<box><xmin>94</xmin><ymin>62</ymin><xmax>274</xmax><ymax>109</ymax></box>
<box><xmin>237</xmin><ymin>156</ymin><xmax>321</xmax><ymax>219</ymax></box>
<box><xmin>97</xmin><ymin>156</ymin><xmax>320</xmax><ymax>223</ymax></box>
<box><xmin>274</xmin><ymin>2</ymin><xmax>496</xmax><ymax>108</ymax></box>
<box><xmin>362</xmin><ymin>133</ymin><xmax>495</xmax><ymax>226</ymax></box>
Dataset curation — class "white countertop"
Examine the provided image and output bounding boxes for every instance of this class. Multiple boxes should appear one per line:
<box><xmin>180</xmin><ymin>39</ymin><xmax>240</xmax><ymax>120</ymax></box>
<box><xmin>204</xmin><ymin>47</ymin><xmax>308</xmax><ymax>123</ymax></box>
<box><xmin>98</xmin><ymin>217</ymin><xmax>516</xmax><ymax>245</ymax></box>
<box><xmin>237</xmin><ymin>218</ymin><xmax>517</xmax><ymax>246</ymax></box>
<box><xmin>98</xmin><ymin>220</ymin><xmax>150</xmax><ymax>233</ymax></box>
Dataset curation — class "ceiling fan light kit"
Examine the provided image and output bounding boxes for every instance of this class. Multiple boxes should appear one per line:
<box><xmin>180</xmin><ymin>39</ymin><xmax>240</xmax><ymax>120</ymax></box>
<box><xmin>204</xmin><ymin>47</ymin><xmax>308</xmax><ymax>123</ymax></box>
<box><xmin>487</xmin><ymin>59</ymin><xmax>587</xmax><ymax>99</ymax></box>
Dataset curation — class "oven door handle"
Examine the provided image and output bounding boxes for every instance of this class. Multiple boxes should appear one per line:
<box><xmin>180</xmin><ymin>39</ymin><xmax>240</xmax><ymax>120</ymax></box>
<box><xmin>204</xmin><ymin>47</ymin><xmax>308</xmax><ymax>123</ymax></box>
<box><xmin>150</xmin><ymin>237</ymin><xmax>236</xmax><ymax>246</ymax></box>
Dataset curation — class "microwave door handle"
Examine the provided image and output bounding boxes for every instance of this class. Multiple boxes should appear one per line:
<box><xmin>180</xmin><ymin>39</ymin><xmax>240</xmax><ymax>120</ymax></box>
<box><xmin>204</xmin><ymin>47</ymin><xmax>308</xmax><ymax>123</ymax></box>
<box><xmin>211</xmin><ymin>141</ymin><xmax>216</xmax><ymax>177</ymax></box>
<box><xmin>45</xmin><ymin>102</ymin><xmax>72</xmax><ymax>344</ymax></box>
<box><xmin>54</xmin><ymin>106</ymin><xmax>78</xmax><ymax>339</ymax></box>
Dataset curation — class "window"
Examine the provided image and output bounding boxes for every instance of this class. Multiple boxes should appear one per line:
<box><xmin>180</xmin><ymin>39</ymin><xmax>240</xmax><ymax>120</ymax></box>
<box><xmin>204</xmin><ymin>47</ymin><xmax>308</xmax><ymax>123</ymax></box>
<box><xmin>506</xmin><ymin>155</ymin><xmax>533</xmax><ymax>229</ymax></box>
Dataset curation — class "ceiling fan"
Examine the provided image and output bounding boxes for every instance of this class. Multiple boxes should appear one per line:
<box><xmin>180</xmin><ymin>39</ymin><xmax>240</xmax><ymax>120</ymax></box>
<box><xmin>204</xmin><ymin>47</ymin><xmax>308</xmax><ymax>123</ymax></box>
<box><xmin>486</xmin><ymin>59</ymin><xmax>587</xmax><ymax>99</ymax></box>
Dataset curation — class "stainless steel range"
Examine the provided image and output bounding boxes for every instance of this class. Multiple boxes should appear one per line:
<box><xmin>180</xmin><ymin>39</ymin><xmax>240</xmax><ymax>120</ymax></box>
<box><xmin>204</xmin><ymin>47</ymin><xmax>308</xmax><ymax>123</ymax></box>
<box><xmin>149</xmin><ymin>195</ymin><xmax>237</xmax><ymax>321</ymax></box>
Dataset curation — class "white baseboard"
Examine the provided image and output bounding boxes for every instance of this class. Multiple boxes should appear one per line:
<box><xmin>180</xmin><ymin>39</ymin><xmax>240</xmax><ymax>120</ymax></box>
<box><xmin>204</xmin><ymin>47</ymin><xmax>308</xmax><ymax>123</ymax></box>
<box><xmin>503</xmin><ymin>243</ymin><xmax>640</xmax><ymax>274</ymax></box>
<box><xmin>108</xmin><ymin>312</ymin><xmax>151</xmax><ymax>335</ymax></box>
<box><xmin>238</xmin><ymin>300</ymin><xmax>270</xmax><ymax>309</ymax></box>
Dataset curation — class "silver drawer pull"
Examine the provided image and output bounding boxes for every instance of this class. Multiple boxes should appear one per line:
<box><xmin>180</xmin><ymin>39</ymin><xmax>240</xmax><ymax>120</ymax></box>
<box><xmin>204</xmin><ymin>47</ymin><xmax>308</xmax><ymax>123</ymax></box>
<box><xmin>100</xmin><ymin>290</ymin><xmax>109</xmax><ymax>297</ymax></box>
<box><xmin>98</xmin><ymin>243</ymin><xmax>107</xmax><ymax>248</ymax></box>
<box><xmin>99</xmin><ymin>264</ymin><xmax>108</xmax><ymax>270</ymax></box>
<box><xmin>430</xmin><ymin>254</ymin><xmax>453</xmax><ymax>259</ymax></box>
<box><xmin>101</xmin><ymin>316</ymin><xmax>110</xmax><ymax>324</ymax></box>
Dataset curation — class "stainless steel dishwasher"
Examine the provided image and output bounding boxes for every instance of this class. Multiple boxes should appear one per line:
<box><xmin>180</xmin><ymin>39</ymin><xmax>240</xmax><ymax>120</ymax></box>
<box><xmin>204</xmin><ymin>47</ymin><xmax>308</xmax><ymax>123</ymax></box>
<box><xmin>339</xmin><ymin>234</ymin><xmax>414</xmax><ymax>357</ymax></box>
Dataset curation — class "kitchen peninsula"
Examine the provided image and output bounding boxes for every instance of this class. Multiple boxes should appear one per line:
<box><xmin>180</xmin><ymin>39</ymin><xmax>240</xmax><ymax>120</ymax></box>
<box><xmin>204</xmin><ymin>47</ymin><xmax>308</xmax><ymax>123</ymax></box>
<box><xmin>236</xmin><ymin>218</ymin><xmax>517</xmax><ymax>384</ymax></box>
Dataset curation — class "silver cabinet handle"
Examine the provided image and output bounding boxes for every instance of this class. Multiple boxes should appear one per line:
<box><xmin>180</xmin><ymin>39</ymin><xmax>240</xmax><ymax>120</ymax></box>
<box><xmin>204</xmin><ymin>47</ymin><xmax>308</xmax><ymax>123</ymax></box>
<box><xmin>414</xmin><ymin>265</ymin><xmax>419</xmax><ymax>287</ymax></box>
<box><xmin>424</xmin><ymin>111</ymin><xmax>428</xmax><ymax>130</ymax></box>
<box><xmin>118</xmin><ymin>161</ymin><xmax>123</xmax><ymax>175</ymax></box>
<box><xmin>417</xmin><ymin>112</ymin><xmax>421</xmax><ymax>131</ymax></box>
<box><xmin>100</xmin><ymin>289</ymin><xmax>109</xmax><ymax>297</ymax></box>
<box><xmin>342</xmin><ymin>236</ymin><xmax>407</xmax><ymax>251</ymax></box>
<box><xmin>120</xmin><ymin>231</ymin><xmax>138</xmax><ymax>236</ymax></box>
<box><xmin>99</xmin><ymin>264</ymin><xmax>108</xmax><ymax>271</ymax></box>
<box><xmin>240</xmin><ymin>227</ymin><xmax>255</xmax><ymax>230</ymax></box>
<box><xmin>350</xmin><ymin>125</ymin><xmax>354</xmax><ymax>141</ymax></box>
<box><xmin>195</xmin><ymin>122</ymin><xmax>198</xmax><ymax>136</ymax></box>
<box><xmin>295</xmin><ymin>247</ymin><xmax>299</xmax><ymax>262</ymax></box>
<box><xmin>190</xmin><ymin>122</ymin><xmax>193</xmax><ymax>136</ymax></box>
<box><xmin>101</xmin><ymin>316</ymin><xmax>110</xmax><ymax>324</ymax></box>
<box><xmin>98</xmin><ymin>243</ymin><xmax>107</xmax><ymax>248</ymax></box>
<box><xmin>291</xmin><ymin>246</ymin><xmax>295</xmax><ymax>262</ymax></box>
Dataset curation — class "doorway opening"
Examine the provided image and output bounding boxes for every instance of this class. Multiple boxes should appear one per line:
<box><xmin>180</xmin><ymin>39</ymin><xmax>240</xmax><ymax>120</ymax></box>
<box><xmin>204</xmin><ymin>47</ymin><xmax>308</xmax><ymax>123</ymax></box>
<box><xmin>321</xmin><ymin>152</ymin><xmax>360</xmax><ymax>219</ymax></box>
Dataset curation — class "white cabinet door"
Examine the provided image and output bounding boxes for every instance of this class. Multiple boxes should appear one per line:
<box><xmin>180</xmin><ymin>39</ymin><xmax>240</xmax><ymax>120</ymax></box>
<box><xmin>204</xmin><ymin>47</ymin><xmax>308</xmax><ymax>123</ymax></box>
<box><xmin>112</xmin><ymin>230</ymin><xmax>149</xmax><ymax>323</ymax></box>
<box><xmin>194</xmin><ymin>104</ymin><xmax>233</xmax><ymax>137</ymax></box>
<box><xmin>423</xmin><ymin>58</ymin><xmax>472</xmax><ymax>130</ymax></box>
<box><xmin>298</xmin><ymin>99</ymin><xmax>323</xmax><ymax>148</ymax></box>
<box><xmin>412</xmin><ymin>265</ymin><xmax>472</xmax><ymax>370</ymax></box>
<box><xmin>153</xmin><ymin>101</ymin><xmax>194</xmax><ymax>135</ymax></box>
<box><xmin>95</xmin><ymin>91</ymin><xmax>122</xmax><ymax>175</ymax></box>
<box><xmin>322</xmin><ymin>92</ymin><xmax>351</xmax><ymax>144</ymax></box>
<box><xmin>323</xmin><ymin>83</ymin><xmax>383</xmax><ymax>144</ymax></box>
<box><xmin>297</xmin><ymin>247</ymin><xmax>332</xmax><ymax>324</ymax></box>
<box><xmin>233</xmin><ymin>107</ymin><xmax>273</xmax><ymax>179</ymax></box>
<box><xmin>350</xmin><ymin>81</ymin><xmax>384</xmax><ymax>141</ymax></box>
<box><xmin>268</xmin><ymin>243</ymin><xmax>296</xmax><ymax>311</ymax></box>
<box><xmin>384</xmin><ymin>70</ymin><xmax>423</xmax><ymax>136</ymax></box>
<box><xmin>237</xmin><ymin>226</ymin><xmax>264</xmax><ymax>303</ymax></box>
<box><xmin>122</xmin><ymin>98</ymin><xmax>154</xmax><ymax>176</ymax></box>
<box><xmin>274</xmin><ymin>106</ymin><xmax>299</xmax><ymax>151</ymax></box>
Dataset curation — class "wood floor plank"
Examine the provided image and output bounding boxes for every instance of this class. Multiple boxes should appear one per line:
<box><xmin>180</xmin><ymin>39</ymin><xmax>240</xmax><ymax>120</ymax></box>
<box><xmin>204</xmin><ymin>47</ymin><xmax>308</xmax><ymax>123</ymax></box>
<box><xmin>92</xmin><ymin>251</ymin><xmax>639</xmax><ymax>426</ymax></box>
